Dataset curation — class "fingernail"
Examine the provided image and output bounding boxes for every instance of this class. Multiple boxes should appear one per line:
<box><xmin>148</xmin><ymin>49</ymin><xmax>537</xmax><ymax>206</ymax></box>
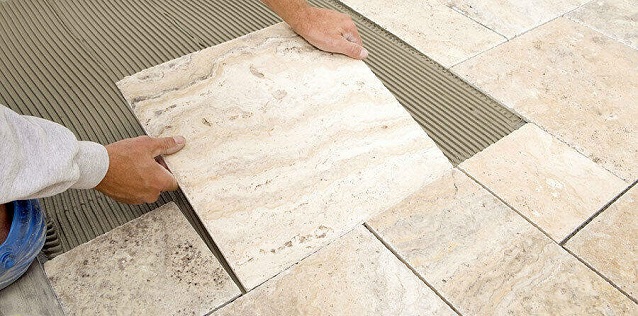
<box><xmin>360</xmin><ymin>48</ymin><xmax>369</xmax><ymax>59</ymax></box>
<box><xmin>173</xmin><ymin>136</ymin><xmax>186</xmax><ymax>145</ymax></box>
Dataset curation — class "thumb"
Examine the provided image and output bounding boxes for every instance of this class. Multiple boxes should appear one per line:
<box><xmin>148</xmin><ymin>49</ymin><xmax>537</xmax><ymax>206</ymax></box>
<box><xmin>335</xmin><ymin>38</ymin><xmax>368</xmax><ymax>60</ymax></box>
<box><xmin>151</xmin><ymin>136</ymin><xmax>186</xmax><ymax>157</ymax></box>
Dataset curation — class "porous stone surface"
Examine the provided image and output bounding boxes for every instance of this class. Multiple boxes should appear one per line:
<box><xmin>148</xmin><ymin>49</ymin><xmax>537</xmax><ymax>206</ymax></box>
<box><xmin>569</xmin><ymin>0</ymin><xmax>638</xmax><ymax>50</ymax></box>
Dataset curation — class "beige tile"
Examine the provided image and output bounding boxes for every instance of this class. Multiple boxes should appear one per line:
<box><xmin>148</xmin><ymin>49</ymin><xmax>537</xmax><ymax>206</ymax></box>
<box><xmin>460</xmin><ymin>124</ymin><xmax>627</xmax><ymax>241</ymax></box>
<box><xmin>368</xmin><ymin>169</ymin><xmax>637</xmax><ymax>314</ymax></box>
<box><xmin>117</xmin><ymin>23</ymin><xmax>452</xmax><ymax>289</ymax></box>
<box><xmin>566</xmin><ymin>185</ymin><xmax>638</xmax><ymax>299</ymax></box>
<box><xmin>339</xmin><ymin>0</ymin><xmax>505</xmax><ymax>67</ymax></box>
<box><xmin>569</xmin><ymin>0</ymin><xmax>638</xmax><ymax>50</ymax></box>
<box><xmin>453</xmin><ymin>18</ymin><xmax>638</xmax><ymax>181</ymax></box>
<box><xmin>443</xmin><ymin>0</ymin><xmax>588</xmax><ymax>39</ymax></box>
<box><xmin>213</xmin><ymin>226</ymin><xmax>455</xmax><ymax>316</ymax></box>
<box><xmin>44</xmin><ymin>203</ymin><xmax>240</xmax><ymax>316</ymax></box>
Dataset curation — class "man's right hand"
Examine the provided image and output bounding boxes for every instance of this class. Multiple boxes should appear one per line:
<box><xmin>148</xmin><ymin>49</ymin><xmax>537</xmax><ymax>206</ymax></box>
<box><xmin>95</xmin><ymin>136</ymin><xmax>186</xmax><ymax>204</ymax></box>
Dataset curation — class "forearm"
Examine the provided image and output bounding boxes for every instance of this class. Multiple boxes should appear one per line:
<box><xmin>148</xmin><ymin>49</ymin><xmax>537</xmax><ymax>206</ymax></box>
<box><xmin>261</xmin><ymin>0</ymin><xmax>310</xmax><ymax>29</ymax></box>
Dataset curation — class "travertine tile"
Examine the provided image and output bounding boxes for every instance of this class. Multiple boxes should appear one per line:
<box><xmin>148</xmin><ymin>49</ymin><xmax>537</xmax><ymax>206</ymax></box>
<box><xmin>44</xmin><ymin>203</ymin><xmax>240</xmax><ymax>315</ymax></box>
<box><xmin>569</xmin><ymin>0</ymin><xmax>638</xmax><ymax>50</ymax></box>
<box><xmin>453</xmin><ymin>18</ymin><xmax>638</xmax><ymax>181</ymax></box>
<box><xmin>566</xmin><ymin>185</ymin><xmax>638</xmax><ymax>299</ymax></box>
<box><xmin>443</xmin><ymin>0</ymin><xmax>588</xmax><ymax>38</ymax></box>
<box><xmin>339</xmin><ymin>0</ymin><xmax>505</xmax><ymax>67</ymax></box>
<box><xmin>213</xmin><ymin>226</ymin><xmax>455</xmax><ymax>316</ymax></box>
<box><xmin>118</xmin><ymin>23</ymin><xmax>452</xmax><ymax>289</ymax></box>
<box><xmin>367</xmin><ymin>169</ymin><xmax>637</xmax><ymax>314</ymax></box>
<box><xmin>460</xmin><ymin>124</ymin><xmax>627</xmax><ymax>241</ymax></box>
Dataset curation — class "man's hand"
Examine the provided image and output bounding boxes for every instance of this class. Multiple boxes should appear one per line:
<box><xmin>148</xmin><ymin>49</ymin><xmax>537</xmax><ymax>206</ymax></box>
<box><xmin>95</xmin><ymin>136</ymin><xmax>185</xmax><ymax>204</ymax></box>
<box><xmin>262</xmin><ymin>0</ymin><xmax>368</xmax><ymax>59</ymax></box>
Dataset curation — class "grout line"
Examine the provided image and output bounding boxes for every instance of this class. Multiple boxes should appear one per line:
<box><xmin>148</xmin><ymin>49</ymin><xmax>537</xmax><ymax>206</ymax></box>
<box><xmin>205</xmin><ymin>293</ymin><xmax>243</xmax><ymax>315</ymax></box>
<box><xmin>562</xmin><ymin>246</ymin><xmax>638</xmax><ymax>305</ymax></box>
<box><xmin>363</xmin><ymin>223</ymin><xmax>463</xmax><ymax>316</ymax></box>
<box><xmin>566</xmin><ymin>16</ymin><xmax>638</xmax><ymax>52</ymax></box>
<box><xmin>560</xmin><ymin>180</ymin><xmax>637</xmax><ymax>245</ymax></box>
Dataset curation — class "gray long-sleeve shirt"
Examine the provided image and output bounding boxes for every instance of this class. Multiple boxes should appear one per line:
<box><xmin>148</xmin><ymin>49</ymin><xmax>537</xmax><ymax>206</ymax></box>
<box><xmin>0</xmin><ymin>105</ymin><xmax>109</xmax><ymax>204</ymax></box>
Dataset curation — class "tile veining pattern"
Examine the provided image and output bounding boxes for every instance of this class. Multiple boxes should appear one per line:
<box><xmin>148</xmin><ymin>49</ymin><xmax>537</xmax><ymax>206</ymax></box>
<box><xmin>367</xmin><ymin>169</ymin><xmax>637</xmax><ymax>314</ymax></box>
<box><xmin>460</xmin><ymin>124</ymin><xmax>627</xmax><ymax>242</ymax></box>
<box><xmin>118</xmin><ymin>23</ymin><xmax>452</xmax><ymax>289</ymax></box>
<box><xmin>44</xmin><ymin>203</ymin><xmax>240</xmax><ymax>315</ymax></box>
<box><xmin>566</xmin><ymin>185</ymin><xmax>638</xmax><ymax>299</ymax></box>
<box><xmin>213</xmin><ymin>226</ymin><xmax>456</xmax><ymax>316</ymax></box>
<box><xmin>568</xmin><ymin>0</ymin><xmax>638</xmax><ymax>50</ymax></box>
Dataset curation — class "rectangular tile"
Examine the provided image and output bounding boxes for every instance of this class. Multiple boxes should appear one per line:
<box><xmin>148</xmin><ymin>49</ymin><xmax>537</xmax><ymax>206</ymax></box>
<box><xmin>566</xmin><ymin>185</ymin><xmax>638</xmax><ymax>299</ymax></box>
<box><xmin>44</xmin><ymin>203</ymin><xmax>240</xmax><ymax>315</ymax></box>
<box><xmin>117</xmin><ymin>23</ymin><xmax>452</xmax><ymax>289</ymax></box>
<box><xmin>367</xmin><ymin>169</ymin><xmax>637</xmax><ymax>314</ymax></box>
<box><xmin>339</xmin><ymin>0</ymin><xmax>505</xmax><ymax>67</ymax></box>
<box><xmin>569</xmin><ymin>0</ymin><xmax>638</xmax><ymax>50</ymax></box>
<box><xmin>460</xmin><ymin>124</ymin><xmax>627</xmax><ymax>241</ymax></box>
<box><xmin>452</xmin><ymin>17</ymin><xmax>638</xmax><ymax>182</ymax></box>
<box><xmin>213</xmin><ymin>226</ymin><xmax>456</xmax><ymax>315</ymax></box>
<box><xmin>443</xmin><ymin>0</ymin><xmax>588</xmax><ymax>38</ymax></box>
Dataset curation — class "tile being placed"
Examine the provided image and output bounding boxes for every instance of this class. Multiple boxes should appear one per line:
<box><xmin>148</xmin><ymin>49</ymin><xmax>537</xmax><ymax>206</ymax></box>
<box><xmin>339</xmin><ymin>0</ymin><xmax>505</xmax><ymax>67</ymax></box>
<box><xmin>117</xmin><ymin>23</ymin><xmax>452</xmax><ymax>289</ymax></box>
<box><xmin>569</xmin><ymin>0</ymin><xmax>638</xmax><ymax>50</ymax></box>
<box><xmin>44</xmin><ymin>203</ymin><xmax>240</xmax><ymax>316</ymax></box>
<box><xmin>367</xmin><ymin>169</ymin><xmax>637</xmax><ymax>314</ymax></box>
<box><xmin>443</xmin><ymin>0</ymin><xmax>588</xmax><ymax>39</ymax></box>
<box><xmin>460</xmin><ymin>124</ymin><xmax>627</xmax><ymax>241</ymax></box>
<box><xmin>453</xmin><ymin>17</ymin><xmax>638</xmax><ymax>181</ymax></box>
<box><xmin>213</xmin><ymin>226</ymin><xmax>455</xmax><ymax>316</ymax></box>
<box><xmin>566</xmin><ymin>185</ymin><xmax>638</xmax><ymax>299</ymax></box>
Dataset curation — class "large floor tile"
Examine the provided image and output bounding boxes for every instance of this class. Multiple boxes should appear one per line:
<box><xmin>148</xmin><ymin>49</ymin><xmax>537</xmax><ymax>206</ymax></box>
<box><xmin>569</xmin><ymin>0</ymin><xmax>638</xmax><ymax>50</ymax></box>
<box><xmin>339</xmin><ymin>0</ymin><xmax>505</xmax><ymax>67</ymax></box>
<box><xmin>443</xmin><ymin>0</ymin><xmax>588</xmax><ymax>39</ymax></box>
<box><xmin>44</xmin><ymin>203</ymin><xmax>240</xmax><ymax>315</ymax></box>
<box><xmin>213</xmin><ymin>226</ymin><xmax>455</xmax><ymax>316</ymax></box>
<box><xmin>118</xmin><ymin>23</ymin><xmax>452</xmax><ymax>289</ymax></box>
<box><xmin>566</xmin><ymin>185</ymin><xmax>638</xmax><ymax>299</ymax></box>
<box><xmin>367</xmin><ymin>169</ymin><xmax>637</xmax><ymax>314</ymax></box>
<box><xmin>453</xmin><ymin>17</ymin><xmax>638</xmax><ymax>181</ymax></box>
<box><xmin>460</xmin><ymin>124</ymin><xmax>627</xmax><ymax>241</ymax></box>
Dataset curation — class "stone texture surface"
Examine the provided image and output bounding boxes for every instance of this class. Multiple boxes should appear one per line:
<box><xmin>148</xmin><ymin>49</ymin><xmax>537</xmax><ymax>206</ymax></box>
<box><xmin>460</xmin><ymin>124</ymin><xmax>627</xmax><ymax>241</ymax></box>
<box><xmin>44</xmin><ymin>203</ymin><xmax>240</xmax><ymax>316</ymax></box>
<box><xmin>453</xmin><ymin>17</ymin><xmax>638</xmax><ymax>182</ymax></box>
<box><xmin>213</xmin><ymin>226</ymin><xmax>456</xmax><ymax>316</ymax></box>
<box><xmin>566</xmin><ymin>185</ymin><xmax>638</xmax><ymax>299</ymax></box>
<box><xmin>339</xmin><ymin>0</ymin><xmax>505</xmax><ymax>67</ymax></box>
<box><xmin>118</xmin><ymin>23</ymin><xmax>452</xmax><ymax>290</ymax></box>
<box><xmin>569</xmin><ymin>0</ymin><xmax>638</xmax><ymax>50</ymax></box>
<box><xmin>367</xmin><ymin>169</ymin><xmax>637</xmax><ymax>315</ymax></box>
<box><xmin>444</xmin><ymin>0</ymin><xmax>589</xmax><ymax>38</ymax></box>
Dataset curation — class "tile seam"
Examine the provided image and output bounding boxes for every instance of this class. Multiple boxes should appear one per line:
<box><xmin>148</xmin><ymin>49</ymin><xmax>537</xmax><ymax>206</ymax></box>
<box><xmin>565</xmin><ymin>15</ymin><xmax>638</xmax><ymax>52</ymax></box>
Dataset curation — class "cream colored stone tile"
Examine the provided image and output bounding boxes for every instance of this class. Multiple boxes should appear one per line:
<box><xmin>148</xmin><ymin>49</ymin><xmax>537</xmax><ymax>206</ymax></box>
<box><xmin>569</xmin><ymin>0</ymin><xmax>638</xmax><ymax>50</ymax></box>
<box><xmin>443</xmin><ymin>0</ymin><xmax>589</xmax><ymax>39</ymax></box>
<box><xmin>44</xmin><ymin>203</ymin><xmax>240</xmax><ymax>316</ymax></box>
<box><xmin>460</xmin><ymin>124</ymin><xmax>626</xmax><ymax>241</ymax></box>
<box><xmin>367</xmin><ymin>169</ymin><xmax>637</xmax><ymax>314</ymax></box>
<box><xmin>453</xmin><ymin>18</ymin><xmax>638</xmax><ymax>181</ymax></box>
<box><xmin>566</xmin><ymin>185</ymin><xmax>638</xmax><ymax>299</ymax></box>
<box><xmin>213</xmin><ymin>226</ymin><xmax>455</xmax><ymax>316</ymax></box>
<box><xmin>339</xmin><ymin>0</ymin><xmax>505</xmax><ymax>67</ymax></box>
<box><xmin>117</xmin><ymin>23</ymin><xmax>452</xmax><ymax>289</ymax></box>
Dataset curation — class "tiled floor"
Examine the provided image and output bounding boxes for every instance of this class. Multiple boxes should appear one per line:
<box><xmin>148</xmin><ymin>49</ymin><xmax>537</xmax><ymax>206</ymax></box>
<box><xmin>21</xmin><ymin>0</ymin><xmax>638</xmax><ymax>314</ymax></box>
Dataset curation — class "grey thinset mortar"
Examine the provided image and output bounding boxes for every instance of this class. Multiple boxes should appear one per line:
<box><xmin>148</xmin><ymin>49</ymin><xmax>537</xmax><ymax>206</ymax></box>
<box><xmin>0</xmin><ymin>0</ymin><xmax>524</xmax><ymax>265</ymax></box>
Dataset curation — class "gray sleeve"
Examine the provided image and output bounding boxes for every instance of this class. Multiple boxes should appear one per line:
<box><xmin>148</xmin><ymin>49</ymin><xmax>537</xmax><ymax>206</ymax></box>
<box><xmin>0</xmin><ymin>105</ymin><xmax>109</xmax><ymax>204</ymax></box>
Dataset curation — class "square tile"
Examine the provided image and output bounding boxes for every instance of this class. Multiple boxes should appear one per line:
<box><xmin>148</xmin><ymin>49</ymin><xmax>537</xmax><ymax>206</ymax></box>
<box><xmin>117</xmin><ymin>23</ymin><xmax>452</xmax><ymax>289</ymax></box>
<box><xmin>453</xmin><ymin>18</ymin><xmax>638</xmax><ymax>181</ymax></box>
<box><xmin>367</xmin><ymin>169</ymin><xmax>637</xmax><ymax>314</ymax></box>
<box><xmin>213</xmin><ymin>226</ymin><xmax>456</xmax><ymax>316</ymax></box>
<box><xmin>566</xmin><ymin>185</ymin><xmax>638</xmax><ymax>299</ymax></box>
<box><xmin>44</xmin><ymin>203</ymin><xmax>240</xmax><ymax>315</ymax></box>
<box><xmin>460</xmin><ymin>124</ymin><xmax>627</xmax><ymax>241</ymax></box>
<box><xmin>339</xmin><ymin>0</ymin><xmax>505</xmax><ymax>67</ymax></box>
<box><xmin>443</xmin><ymin>0</ymin><xmax>589</xmax><ymax>38</ymax></box>
<box><xmin>569</xmin><ymin>0</ymin><xmax>638</xmax><ymax>50</ymax></box>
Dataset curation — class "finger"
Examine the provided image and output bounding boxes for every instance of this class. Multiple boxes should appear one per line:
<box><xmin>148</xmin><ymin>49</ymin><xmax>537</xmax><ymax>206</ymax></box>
<box><xmin>334</xmin><ymin>38</ymin><xmax>368</xmax><ymax>59</ymax></box>
<box><xmin>343</xmin><ymin>26</ymin><xmax>363</xmax><ymax>46</ymax></box>
<box><xmin>151</xmin><ymin>136</ymin><xmax>186</xmax><ymax>157</ymax></box>
<box><xmin>156</xmin><ymin>167</ymin><xmax>179</xmax><ymax>191</ymax></box>
<box><xmin>155</xmin><ymin>156</ymin><xmax>171</xmax><ymax>171</ymax></box>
